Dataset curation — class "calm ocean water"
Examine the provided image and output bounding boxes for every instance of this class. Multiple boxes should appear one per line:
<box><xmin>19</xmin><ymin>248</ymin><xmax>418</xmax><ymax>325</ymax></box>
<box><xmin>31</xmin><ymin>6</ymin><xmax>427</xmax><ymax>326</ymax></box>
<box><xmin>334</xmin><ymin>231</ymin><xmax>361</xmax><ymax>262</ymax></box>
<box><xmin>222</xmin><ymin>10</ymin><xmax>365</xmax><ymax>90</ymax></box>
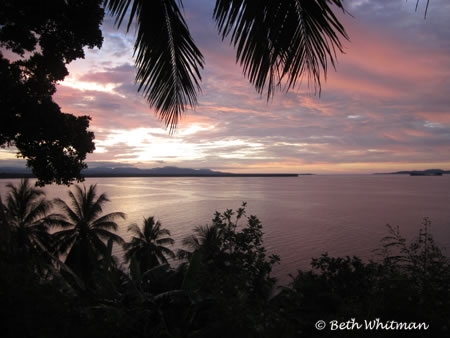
<box><xmin>1</xmin><ymin>175</ymin><xmax>450</xmax><ymax>284</ymax></box>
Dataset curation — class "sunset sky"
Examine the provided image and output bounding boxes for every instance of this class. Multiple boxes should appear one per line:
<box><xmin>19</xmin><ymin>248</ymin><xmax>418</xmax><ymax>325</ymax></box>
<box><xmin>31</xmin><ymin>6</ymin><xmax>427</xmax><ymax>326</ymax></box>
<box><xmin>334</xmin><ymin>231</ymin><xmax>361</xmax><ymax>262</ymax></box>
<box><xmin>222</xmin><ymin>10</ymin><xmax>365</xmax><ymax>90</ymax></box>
<box><xmin>2</xmin><ymin>0</ymin><xmax>450</xmax><ymax>174</ymax></box>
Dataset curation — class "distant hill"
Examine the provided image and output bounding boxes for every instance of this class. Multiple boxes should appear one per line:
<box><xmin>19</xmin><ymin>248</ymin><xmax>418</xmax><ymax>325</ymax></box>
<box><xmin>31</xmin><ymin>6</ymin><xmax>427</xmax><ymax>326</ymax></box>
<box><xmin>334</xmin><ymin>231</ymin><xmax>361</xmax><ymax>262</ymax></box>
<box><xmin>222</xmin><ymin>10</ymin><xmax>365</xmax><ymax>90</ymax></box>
<box><xmin>0</xmin><ymin>167</ymin><xmax>33</xmax><ymax>178</ymax></box>
<box><xmin>374</xmin><ymin>169</ymin><xmax>449</xmax><ymax>175</ymax></box>
<box><xmin>0</xmin><ymin>166</ymin><xmax>299</xmax><ymax>178</ymax></box>
<box><xmin>0</xmin><ymin>167</ymin><xmax>32</xmax><ymax>174</ymax></box>
<box><xmin>0</xmin><ymin>166</ymin><xmax>227</xmax><ymax>177</ymax></box>
<box><xmin>83</xmin><ymin>166</ymin><xmax>228</xmax><ymax>176</ymax></box>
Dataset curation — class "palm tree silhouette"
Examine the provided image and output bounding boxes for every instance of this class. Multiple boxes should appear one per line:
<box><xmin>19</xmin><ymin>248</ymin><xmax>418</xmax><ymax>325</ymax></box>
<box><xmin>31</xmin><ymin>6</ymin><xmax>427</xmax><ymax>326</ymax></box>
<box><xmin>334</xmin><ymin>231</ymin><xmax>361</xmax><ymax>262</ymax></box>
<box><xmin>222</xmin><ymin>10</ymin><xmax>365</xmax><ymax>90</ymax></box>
<box><xmin>104</xmin><ymin>0</ymin><xmax>349</xmax><ymax>130</ymax></box>
<box><xmin>178</xmin><ymin>224</ymin><xmax>222</xmax><ymax>261</ymax></box>
<box><xmin>124</xmin><ymin>216</ymin><xmax>175</xmax><ymax>273</ymax></box>
<box><xmin>52</xmin><ymin>184</ymin><xmax>125</xmax><ymax>286</ymax></box>
<box><xmin>0</xmin><ymin>196</ymin><xmax>9</xmax><ymax>252</ymax></box>
<box><xmin>3</xmin><ymin>179</ymin><xmax>59</xmax><ymax>255</ymax></box>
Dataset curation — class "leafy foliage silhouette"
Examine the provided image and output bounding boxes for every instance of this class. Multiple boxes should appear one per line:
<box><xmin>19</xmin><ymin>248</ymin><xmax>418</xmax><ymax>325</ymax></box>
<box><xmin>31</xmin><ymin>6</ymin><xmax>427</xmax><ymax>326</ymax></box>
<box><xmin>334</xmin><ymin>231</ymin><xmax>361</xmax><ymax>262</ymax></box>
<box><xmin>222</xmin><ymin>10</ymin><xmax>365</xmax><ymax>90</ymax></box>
<box><xmin>0</xmin><ymin>1</ymin><xmax>104</xmax><ymax>185</ymax></box>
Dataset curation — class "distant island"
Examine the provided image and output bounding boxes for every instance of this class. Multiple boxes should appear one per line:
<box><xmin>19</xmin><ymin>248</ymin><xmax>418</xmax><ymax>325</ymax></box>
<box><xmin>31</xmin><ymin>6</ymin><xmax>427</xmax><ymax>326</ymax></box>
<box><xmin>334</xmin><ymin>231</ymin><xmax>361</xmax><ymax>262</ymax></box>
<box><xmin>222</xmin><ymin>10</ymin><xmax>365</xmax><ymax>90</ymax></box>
<box><xmin>374</xmin><ymin>169</ymin><xmax>449</xmax><ymax>176</ymax></box>
<box><xmin>0</xmin><ymin>166</ymin><xmax>300</xmax><ymax>178</ymax></box>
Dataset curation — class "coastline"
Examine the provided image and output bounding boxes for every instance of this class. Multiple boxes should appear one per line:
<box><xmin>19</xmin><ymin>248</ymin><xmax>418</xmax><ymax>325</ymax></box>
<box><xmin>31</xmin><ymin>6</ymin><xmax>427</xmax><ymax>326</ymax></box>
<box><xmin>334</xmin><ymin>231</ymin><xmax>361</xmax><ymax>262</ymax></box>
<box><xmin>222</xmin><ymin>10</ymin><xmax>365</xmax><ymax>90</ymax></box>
<box><xmin>0</xmin><ymin>173</ymin><xmax>301</xmax><ymax>179</ymax></box>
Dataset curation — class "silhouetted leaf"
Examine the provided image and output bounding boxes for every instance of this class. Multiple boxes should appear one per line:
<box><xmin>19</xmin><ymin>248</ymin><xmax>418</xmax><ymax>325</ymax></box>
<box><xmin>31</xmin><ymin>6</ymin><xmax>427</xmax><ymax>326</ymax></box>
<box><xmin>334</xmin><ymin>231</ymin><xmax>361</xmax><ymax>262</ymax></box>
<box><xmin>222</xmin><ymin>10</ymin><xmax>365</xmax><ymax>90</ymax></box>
<box><xmin>105</xmin><ymin>0</ymin><xmax>204</xmax><ymax>131</ymax></box>
<box><xmin>213</xmin><ymin>0</ymin><xmax>348</xmax><ymax>97</ymax></box>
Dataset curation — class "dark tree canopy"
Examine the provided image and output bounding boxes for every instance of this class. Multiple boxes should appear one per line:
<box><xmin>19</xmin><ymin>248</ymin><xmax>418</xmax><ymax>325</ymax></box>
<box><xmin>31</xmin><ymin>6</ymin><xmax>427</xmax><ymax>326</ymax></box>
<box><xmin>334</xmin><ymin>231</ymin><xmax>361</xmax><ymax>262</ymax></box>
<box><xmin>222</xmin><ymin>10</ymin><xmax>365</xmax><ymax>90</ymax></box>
<box><xmin>0</xmin><ymin>0</ymin><xmax>104</xmax><ymax>185</ymax></box>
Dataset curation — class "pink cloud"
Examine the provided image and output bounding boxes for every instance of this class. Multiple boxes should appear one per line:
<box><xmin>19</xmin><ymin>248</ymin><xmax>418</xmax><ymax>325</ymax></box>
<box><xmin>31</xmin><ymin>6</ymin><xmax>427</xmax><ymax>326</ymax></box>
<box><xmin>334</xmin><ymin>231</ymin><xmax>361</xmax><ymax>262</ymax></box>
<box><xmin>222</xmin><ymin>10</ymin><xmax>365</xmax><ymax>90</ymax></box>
<box><xmin>42</xmin><ymin>3</ymin><xmax>450</xmax><ymax>174</ymax></box>
<box><xmin>78</xmin><ymin>64</ymin><xmax>135</xmax><ymax>84</ymax></box>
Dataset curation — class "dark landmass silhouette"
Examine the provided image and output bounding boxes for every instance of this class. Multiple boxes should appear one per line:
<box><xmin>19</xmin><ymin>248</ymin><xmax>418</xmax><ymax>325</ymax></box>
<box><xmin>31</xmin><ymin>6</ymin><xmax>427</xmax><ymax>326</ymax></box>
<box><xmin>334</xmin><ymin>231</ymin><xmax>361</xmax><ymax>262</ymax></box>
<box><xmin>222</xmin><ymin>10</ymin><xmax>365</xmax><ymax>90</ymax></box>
<box><xmin>0</xmin><ymin>166</ymin><xmax>300</xmax><ymax>178</ymax></box>
<box><xmin>374</xmin><ymin>169</ymin><xmax>449</xmax><ymax>175</ymax></box>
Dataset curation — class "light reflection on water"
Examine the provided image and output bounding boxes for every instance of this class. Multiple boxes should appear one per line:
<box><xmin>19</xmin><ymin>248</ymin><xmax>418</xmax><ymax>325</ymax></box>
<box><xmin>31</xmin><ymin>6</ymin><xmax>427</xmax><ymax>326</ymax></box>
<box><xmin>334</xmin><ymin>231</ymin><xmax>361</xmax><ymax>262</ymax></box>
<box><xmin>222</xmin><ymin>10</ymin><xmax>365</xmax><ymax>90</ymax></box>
<box><xmin>1</xmin><ymin>175</ymin><xmax>450</xmax><ymax>284</ymax></box>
